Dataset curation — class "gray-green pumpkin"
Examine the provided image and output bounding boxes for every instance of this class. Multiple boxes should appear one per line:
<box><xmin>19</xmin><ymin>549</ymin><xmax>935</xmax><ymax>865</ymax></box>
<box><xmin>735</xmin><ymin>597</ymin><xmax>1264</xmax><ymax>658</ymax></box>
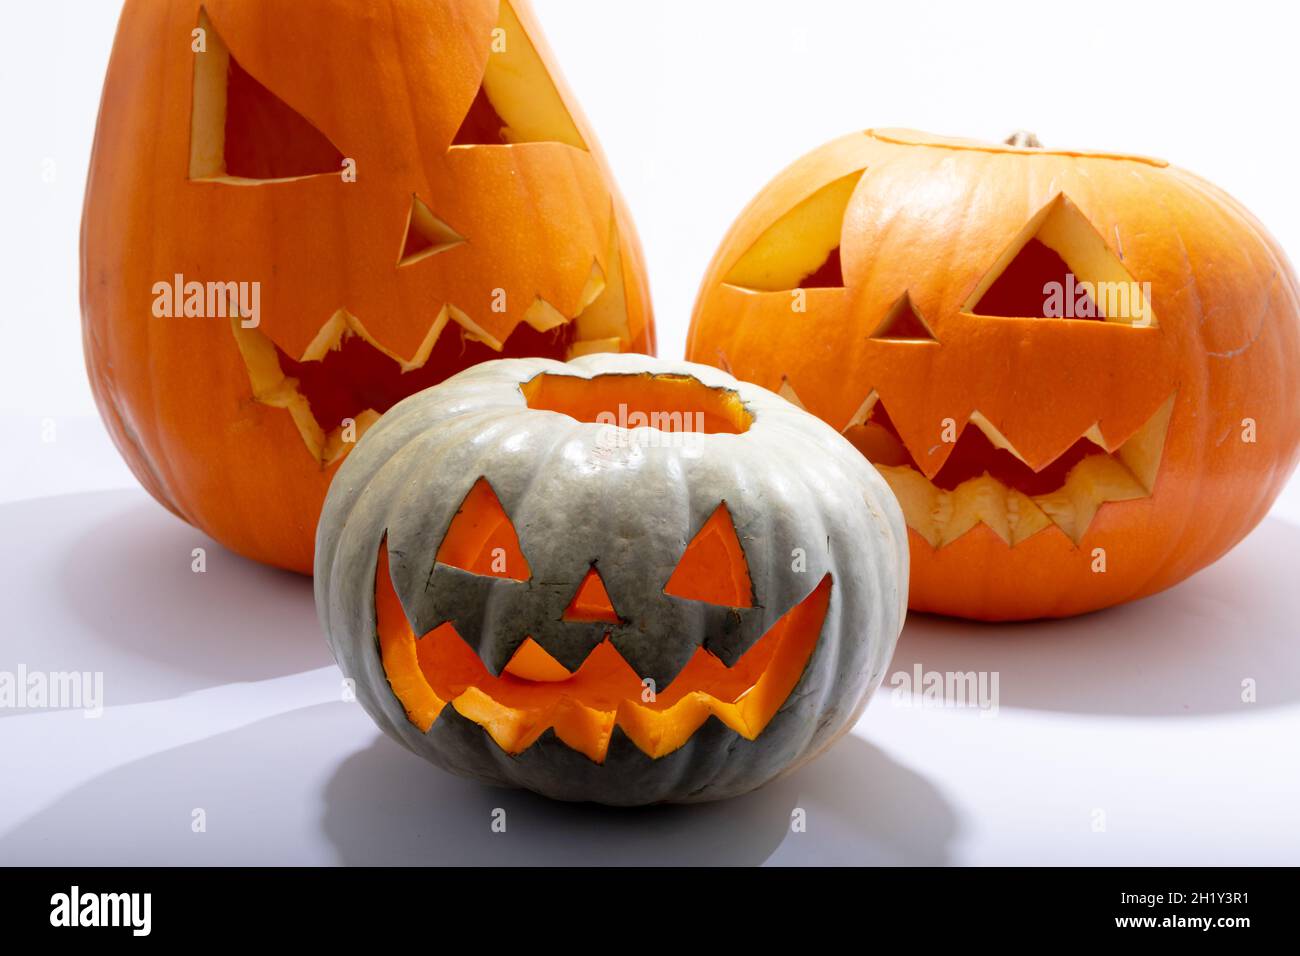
<box><xmin>314</xmin><ymin>353</ymin><xmax>907</xmax><ymax>805</ymax></box>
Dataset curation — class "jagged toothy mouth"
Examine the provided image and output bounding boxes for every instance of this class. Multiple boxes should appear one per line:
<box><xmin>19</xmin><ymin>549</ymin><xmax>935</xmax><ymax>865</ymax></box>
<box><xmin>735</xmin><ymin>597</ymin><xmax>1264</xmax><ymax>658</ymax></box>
<box><xmin>843</xmin><ymin>394</ymin><xmax>1176</xmax><ymax>546</ymax></box>
<box><xmin>228</xmin><ymin>227</ymin><xmax>630</xmax><ymax>466</ymax></box>
<box><xmin>229</xmin><ymin>308</ymin><xmax>582</xmax><ymax>466</ymax></box>
<box><xmin>374</xmin><ymin>546</ymin><xmax>833</xmax><ymax>763</ymax></box>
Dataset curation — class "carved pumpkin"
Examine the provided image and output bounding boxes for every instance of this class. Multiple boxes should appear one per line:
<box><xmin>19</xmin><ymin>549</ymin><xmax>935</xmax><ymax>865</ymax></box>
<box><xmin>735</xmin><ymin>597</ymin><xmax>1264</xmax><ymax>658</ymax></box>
<box><xmin>81</xmin><ymin>0</ymin><xmax>653</xmax><ymax>573</ymax></box>
<box><xmin>688</xmin><ymin>129</ymin><xmax>1300</xmax><ymax>620</ymax></box>
<box><xmin>315</xmin><ymin>354</ymin><xmax>907</xmax><ymax>804</ymax></box>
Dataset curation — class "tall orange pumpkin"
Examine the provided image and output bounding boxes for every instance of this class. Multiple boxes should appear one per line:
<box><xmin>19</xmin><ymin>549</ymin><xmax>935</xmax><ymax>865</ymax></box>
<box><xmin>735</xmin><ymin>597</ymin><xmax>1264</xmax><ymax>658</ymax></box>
<box><xmin>82</xmin><ymin>0</ymin><xmax>653</xmax><ymax>573</ymax></box>
<box><xmin>689</xmin><ymin>129</ymin><xmax>1300</xmax><ymax>620</ymax></box>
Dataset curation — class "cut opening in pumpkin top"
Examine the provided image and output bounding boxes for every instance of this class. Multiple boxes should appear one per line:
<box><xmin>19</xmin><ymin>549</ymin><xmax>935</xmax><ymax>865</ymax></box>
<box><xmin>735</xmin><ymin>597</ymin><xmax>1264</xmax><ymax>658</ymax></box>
<box><xmin>520</xmin><ymin>372</ymin><xmax>753</xmax><ymax>434</ymax></box>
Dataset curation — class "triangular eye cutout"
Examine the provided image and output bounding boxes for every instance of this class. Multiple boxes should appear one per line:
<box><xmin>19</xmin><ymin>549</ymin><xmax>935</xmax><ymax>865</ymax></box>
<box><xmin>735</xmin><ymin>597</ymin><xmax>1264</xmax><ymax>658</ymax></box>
<box><xmin>975</xmin><ymin>238</ymin><xmax>1086</xmax><ymax>318</ymax></box>
<box><xmin>664</xmin><ymin>504</ymin><xmax>753</xmax><ymax>608</ymax></box>
<box><xmin>398</xmin><ymin>195</ymin><xmax>466</xmax><ymax>266</ymax></box>
<box><xmin>871</xmin><ymin>292</ymin><xmax>937</xmax><ymax>341</ymax></box>
<box><xmin>562</xmin><ymin>566</ymin><xmax>620</xmax><ymax>624</ymax></box>
<box><xmin>966</xmin><ymin>194</ymin><xmax>1156</xmax><ymax>326</ymax></box>
<box><xmin>723</xmin><ymin>169</ymin><xmax>864</xmax><ymax>291</ymax></box>
<box><xmin>189</xmin><ymin>8</ymin><xmax>345</xmax><ymax>182</ymax></box>
<box><xmin>451</xmin><ymin>0</ymin><xmax>586</xmax><ymax>149</ymax></box>
<box><xmin>435</xmin><ymin>478</ymin><xmax>531</xmax><ymax>581</ymax></box>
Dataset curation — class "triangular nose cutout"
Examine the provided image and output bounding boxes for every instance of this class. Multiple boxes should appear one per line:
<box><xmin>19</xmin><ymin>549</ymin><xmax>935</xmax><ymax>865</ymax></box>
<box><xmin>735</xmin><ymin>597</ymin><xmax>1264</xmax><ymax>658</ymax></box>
<box><xmin>967</xmin><ymin>194</ymin><xmax>1156</xmax><ymax>325</ymax></box>
<box><xmin>189</xmin><ymin>7</ymin><xmax>345</xmax><ymax>181</ymax></box>
<box><xmin>398</xmin><ymin>195</ymin><xmax>466</xmax><ymax>266</ymax></box>
<box><xmin>664</xmin><ymin>504</ymin><xmax>753</xmax><ymax>608</ymax></box>
<box><xmin>871</xmin><ymin>292</ymin><xmax>937</xmax><ymax>341</ymax></box>
<box><xmin>563</xmin><ymin>566</ymin><xmax>620</xmax><ymax>623</ymax></box>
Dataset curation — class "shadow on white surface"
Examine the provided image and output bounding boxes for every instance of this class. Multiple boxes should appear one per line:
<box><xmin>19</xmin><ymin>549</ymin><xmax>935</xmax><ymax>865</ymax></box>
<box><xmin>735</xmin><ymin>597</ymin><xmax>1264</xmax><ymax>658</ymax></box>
<box><xmin>2</xmin><ymin>490</ymin><xmax>331</xmax><ymax>714</ymax></box>
<box><xmin>893</xmin><ymin>517</ymin><xmax>1300</xmax><ymax>716</ymax></box>
<box><xmin>0</xmin><ymin>702</ymin><xmax>957</xmax><ymax>865</ymax></box>
<box><xmin>322</xmin><ymin>728</ymin><xmax>957</xmax><ymax>866</ymax></box>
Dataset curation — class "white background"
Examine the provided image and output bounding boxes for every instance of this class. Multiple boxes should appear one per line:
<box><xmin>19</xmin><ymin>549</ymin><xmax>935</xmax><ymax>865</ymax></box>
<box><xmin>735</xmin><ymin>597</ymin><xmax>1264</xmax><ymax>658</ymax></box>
<box><xmin>1</xmin><ymin>0</ymin><xmax>1298</xmax><ymax>864</ymax></box>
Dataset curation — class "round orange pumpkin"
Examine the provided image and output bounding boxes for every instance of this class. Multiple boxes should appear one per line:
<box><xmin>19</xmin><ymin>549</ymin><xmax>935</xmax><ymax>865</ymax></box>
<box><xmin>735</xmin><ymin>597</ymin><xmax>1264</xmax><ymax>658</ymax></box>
<box><xmin>688</xmin><ymin>129</ymin><xmax>1300</xmax><ymax>620</ymax></box>
<box><xmin>81</xmin><ymin>0</ymin><xmax>653</xmax><ymax>573</ymax></box>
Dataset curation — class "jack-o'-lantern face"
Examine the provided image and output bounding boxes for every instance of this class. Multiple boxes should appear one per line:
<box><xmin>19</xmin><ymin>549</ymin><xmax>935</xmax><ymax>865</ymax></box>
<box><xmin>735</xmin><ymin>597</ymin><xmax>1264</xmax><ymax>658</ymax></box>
<box><xmin>316</xmin><ymin>354</ymin><xmax>908</xmax><ymax>804</ymax></box>
<box><xmin>689</xmin><ymin>129</ymin><xmax>1300</xmax><ymax>620</ymax></box>
<box><xmin>82</xmin><ymin>0</ymin><xmax>653</xmax><ymax>573</ymax></box>
<box><xmin>373</xmin><ymin>490</ymin><xmax>834</xmax><ymax>767</ymax></box>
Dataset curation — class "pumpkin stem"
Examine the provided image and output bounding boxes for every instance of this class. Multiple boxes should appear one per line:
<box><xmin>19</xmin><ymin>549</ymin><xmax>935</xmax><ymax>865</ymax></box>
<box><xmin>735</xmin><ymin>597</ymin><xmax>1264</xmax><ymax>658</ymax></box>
<box><xmin>1004</xmin><ymin>130</ymin><xmax>1043</xmax><ymax>148</ymax></box>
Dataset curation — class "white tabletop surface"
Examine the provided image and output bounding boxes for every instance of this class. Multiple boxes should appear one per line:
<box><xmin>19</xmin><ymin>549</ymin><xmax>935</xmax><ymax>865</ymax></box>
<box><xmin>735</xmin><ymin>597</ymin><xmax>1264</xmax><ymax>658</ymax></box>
<box><xmin>1</xmin><ymin>416</ymin><xmax>1297</xmax><ymax>866</ymax></box>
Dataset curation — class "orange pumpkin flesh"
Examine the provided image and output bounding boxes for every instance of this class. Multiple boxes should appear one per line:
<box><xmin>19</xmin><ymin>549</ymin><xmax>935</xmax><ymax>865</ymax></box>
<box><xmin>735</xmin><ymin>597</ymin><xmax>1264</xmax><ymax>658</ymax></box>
<box><xmin>433</xmin><ymin>477</ymin><xmax>531</xmax><ymax>581</ymax></box>
<box><xmin>689</xmin><ymin>129</ymin><xmax>1300</xmax><ymax>620</ymax></box>
<box><xmin>82</xmin><ymin>0</ymin><xmax>653</xmax><ymax>574</ymax></box>
<box><xmin>663</xmin><ymin>504</ymin><xmax>755</xmax><ymax>607</ymax></box>
<box><xmin>561</xmin><ymin>568</ymin><xmax>622</xmax><ymax>624</ymax></box>
<box><xmin>518</xmin><ymin>371</ymin><xmax>754</xmax><ymax>434</ymax></box>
